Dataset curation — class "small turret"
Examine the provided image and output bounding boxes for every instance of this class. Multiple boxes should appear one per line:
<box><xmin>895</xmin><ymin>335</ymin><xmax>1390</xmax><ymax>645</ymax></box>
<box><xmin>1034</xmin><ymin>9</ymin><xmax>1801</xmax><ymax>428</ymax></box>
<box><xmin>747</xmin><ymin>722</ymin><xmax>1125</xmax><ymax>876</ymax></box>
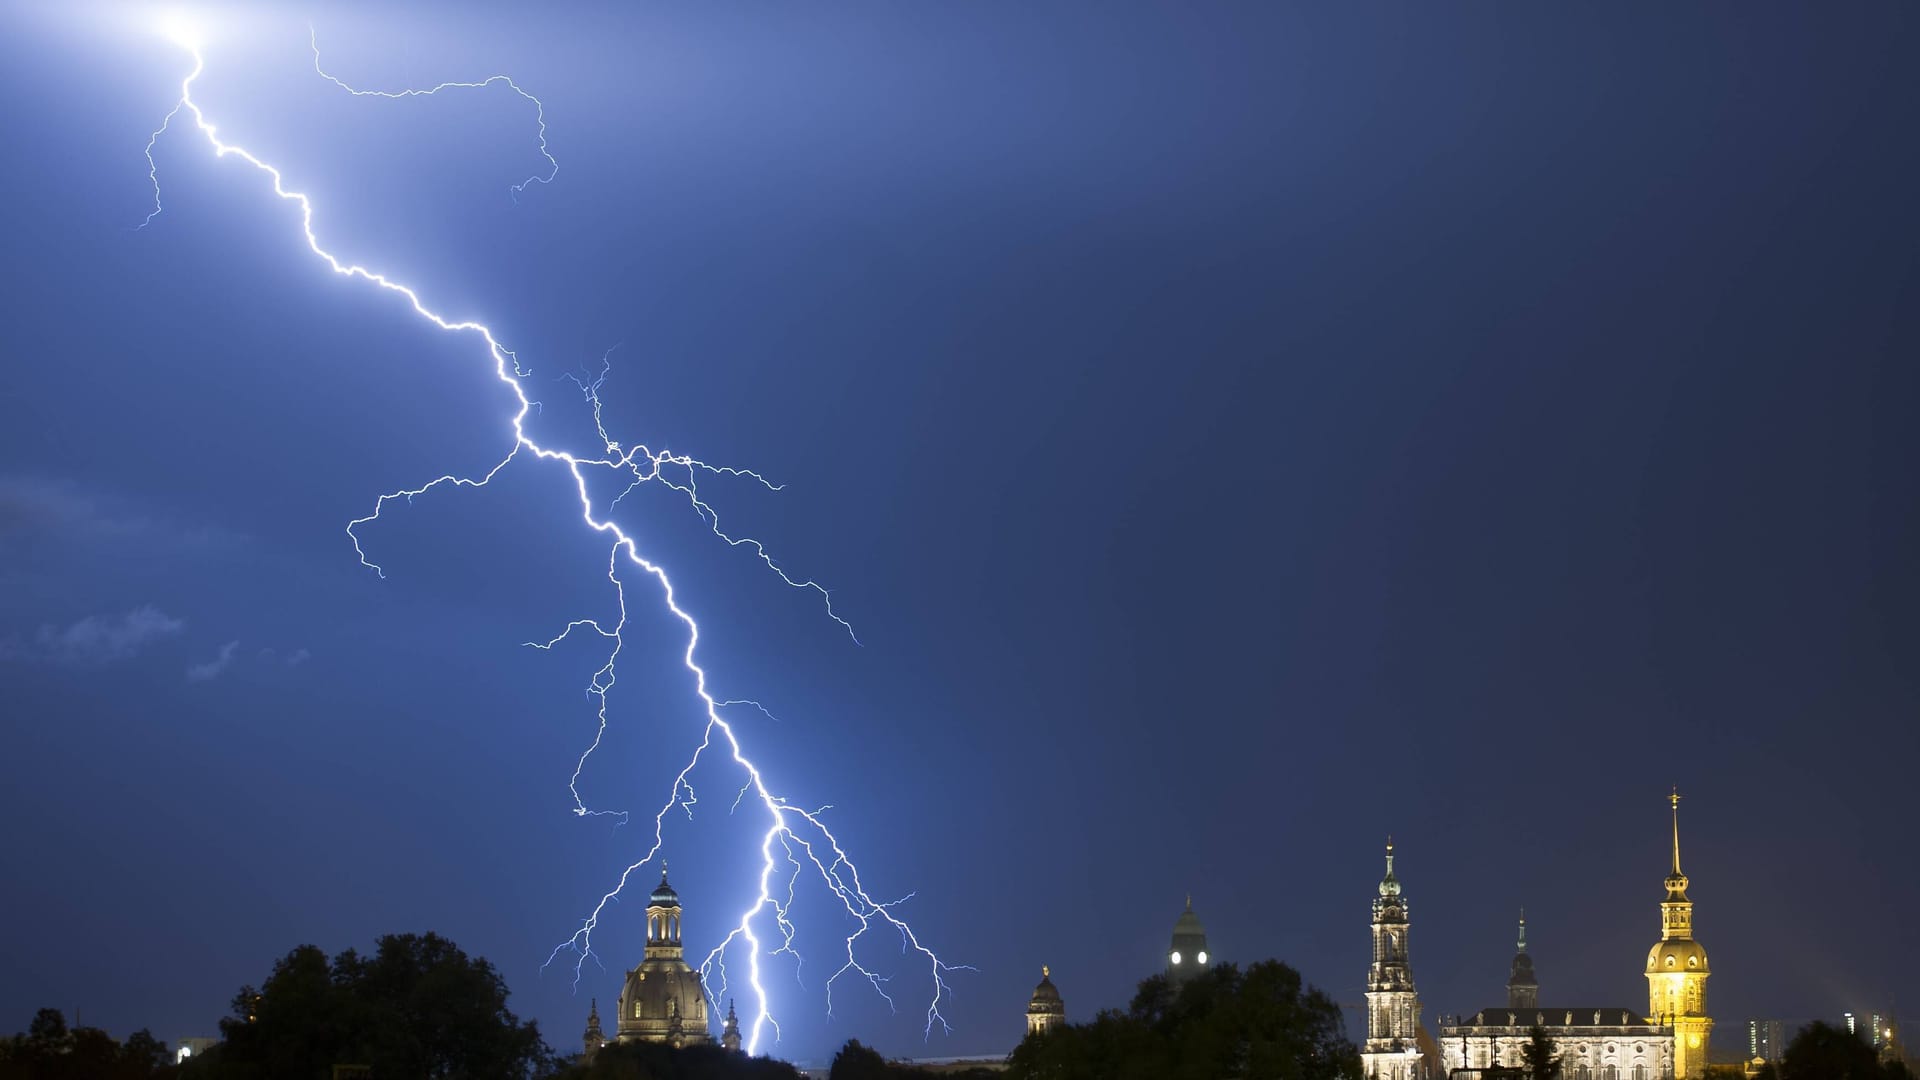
<box><xmin>582</xmin><ymin>998</ymin><xmax>604</xmax><ymax>1063</ymax></box>
<box><xmin>722</xmin><ymin>1000</ymin><xmax>742</xmax><ymax>1054</ymax></box>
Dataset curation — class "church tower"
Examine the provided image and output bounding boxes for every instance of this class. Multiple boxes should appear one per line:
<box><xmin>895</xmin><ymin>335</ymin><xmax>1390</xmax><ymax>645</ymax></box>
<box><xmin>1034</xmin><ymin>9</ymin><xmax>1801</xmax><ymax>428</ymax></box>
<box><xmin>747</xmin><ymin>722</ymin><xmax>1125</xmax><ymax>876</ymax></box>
<box><xmin>1646</xmin><ymin>791</ymin><xmax>1711</xmax><ymax>1079</ymax></box>
<box><xmin>1362</xmin><ymin>839</ymin><xmax>1423</xmax><ymax>1080</ymax></box>
<box><xmin>1507</xmin><ymin>911</ymin><xmax>1538</xmax><ymax>1008</ymax></box>
<box><xmin>1027</xmin><ymin>966</ymin><xmax>1066</xmax><ymax>1036</ymax></box>
<box><xmin>1167</xmin><ymin>896</ymin><xmax>1209</xmax><ymax>982</ymax></box>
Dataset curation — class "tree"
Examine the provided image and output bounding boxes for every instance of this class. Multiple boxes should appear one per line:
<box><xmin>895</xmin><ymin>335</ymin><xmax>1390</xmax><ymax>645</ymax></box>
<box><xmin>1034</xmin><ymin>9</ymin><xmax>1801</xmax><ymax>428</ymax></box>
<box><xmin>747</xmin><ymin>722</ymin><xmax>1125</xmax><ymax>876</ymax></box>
<box><xmin>828</xmin><ymin>1040</ymin><xmax>892</xmax><ymax>1080</ymax></box>
<box><xmin>1005</xmin><ymin>960</ymin><xmax>1360</xmax><ymax>1080</ymax></box>
<box><xmin>1520</xmin><ymin>1024</ymin><xmax>1561</xmax><ymax>1080</ymax></box>
<box><xmin>1775</xmin><ymin>1021</ymin><xmax>1914</xmax><ymax>1080</ymax></box>
<box><xmin>184</xmin><ymin>932</ymin><xmax>555</xmax><ymax>1080</ymax></box>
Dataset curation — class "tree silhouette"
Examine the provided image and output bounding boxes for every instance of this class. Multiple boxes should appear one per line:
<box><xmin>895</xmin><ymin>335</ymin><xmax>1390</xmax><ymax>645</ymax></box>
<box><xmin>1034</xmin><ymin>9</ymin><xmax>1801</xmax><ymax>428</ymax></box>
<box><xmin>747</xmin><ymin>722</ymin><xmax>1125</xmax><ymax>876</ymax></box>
<box><xmin>1005</xmin><ymin>960</ymin><xmax>1359</xmax><ymax>1080</ymax></box>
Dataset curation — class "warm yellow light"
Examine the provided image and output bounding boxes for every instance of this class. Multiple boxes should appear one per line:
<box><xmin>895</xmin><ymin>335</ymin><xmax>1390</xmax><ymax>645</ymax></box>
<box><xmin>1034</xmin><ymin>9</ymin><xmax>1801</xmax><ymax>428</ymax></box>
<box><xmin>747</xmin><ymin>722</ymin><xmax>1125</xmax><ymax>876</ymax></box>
<box><xmin>1688</xmin><ymin>1035</ymin><xmax>1701</xmax><ymax>1048</ymax></box>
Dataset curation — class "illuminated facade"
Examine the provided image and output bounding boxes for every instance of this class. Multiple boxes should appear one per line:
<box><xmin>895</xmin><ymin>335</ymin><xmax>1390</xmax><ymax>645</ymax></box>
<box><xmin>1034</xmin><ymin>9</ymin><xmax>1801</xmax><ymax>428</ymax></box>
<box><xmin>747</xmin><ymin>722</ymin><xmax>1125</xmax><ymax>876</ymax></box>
<box><xmin>615</xmin><ymin>868</ymin><xmax>713</xmax><ymax>1047</ymax></box>
<box><xmin>1362</xmin><ymin>840</ymin><xmax>1425</xmax><ymax>1080</ymax></box>
<box><xmin>1026</xmin><ymin>967</ymin><xmax>1066</xmax><ymax>1036</ymax></box>
<box><xmin>1167</xmin><ymin>896</ymin><xmax>1209</xmax><ymax>982</ymax></box>
<box><xmin>1646</xmin><ymin>792</ymin><xmax>1710</xmax><ymax>1079</ymax></box>
<box><xmin>1440</xmin><ymin>1008</ymin><xmax>1673</xmax><ymax>1079</ymax></box>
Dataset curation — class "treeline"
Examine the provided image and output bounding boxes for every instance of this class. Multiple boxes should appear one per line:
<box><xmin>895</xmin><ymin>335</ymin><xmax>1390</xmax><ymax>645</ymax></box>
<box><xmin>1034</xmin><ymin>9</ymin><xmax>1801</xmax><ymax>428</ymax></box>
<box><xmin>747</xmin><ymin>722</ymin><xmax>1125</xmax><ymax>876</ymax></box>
<box><xmin>0</xmin><ymin>1008</ymin><xmax>175</xmax><ymax>1080</ymax></box>
<box><xmin>1004</xmin><ymin>960</ymin><xmax>1359</xmax><ymax>1080</ymax></box>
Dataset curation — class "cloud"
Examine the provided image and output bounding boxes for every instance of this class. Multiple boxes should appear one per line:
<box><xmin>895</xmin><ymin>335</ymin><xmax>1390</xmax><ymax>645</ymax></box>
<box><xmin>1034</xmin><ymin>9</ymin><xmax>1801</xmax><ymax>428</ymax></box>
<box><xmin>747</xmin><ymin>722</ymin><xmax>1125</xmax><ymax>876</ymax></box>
<box><xmin>0</xmin><ymin>606</ymin><xmax>187</xmax><ymax>665</ymax></box>
<box><xmin>186</xmin><ymin>639</ymin><xmax>241</xmax><ymax>683</ymax></box>
<box><xmin>285</xmin><ymin>648</ymin><xmax>311</xmax><ymax>666</ymax></box>
<box><xmin>0</xmin><ymin>474</ymin><xmax>244</xmax><ymax>551</ymax></box>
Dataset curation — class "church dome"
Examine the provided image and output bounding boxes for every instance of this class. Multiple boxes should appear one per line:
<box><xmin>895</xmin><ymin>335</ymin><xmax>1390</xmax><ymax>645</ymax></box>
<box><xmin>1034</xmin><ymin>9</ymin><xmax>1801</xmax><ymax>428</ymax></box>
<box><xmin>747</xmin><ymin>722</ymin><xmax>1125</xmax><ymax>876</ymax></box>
<box><xmin>617</xmin><ymin>958</ymin><xmax>711</xmax><ymax>1043</ymax></box>
<box><xmin>651</xmin><ymin>874</ymin><xmax>680</xmax><ymax>908</ymax></box>
<box><xmin>1029</xmin><ymin>968</ymin><xmax>1063</xmax><ymax>1011</ymax></box>
<box><xmin>1645</xmin><ymin>939</ymin><xmax>1709</xmax><ymax>974</ymax></box>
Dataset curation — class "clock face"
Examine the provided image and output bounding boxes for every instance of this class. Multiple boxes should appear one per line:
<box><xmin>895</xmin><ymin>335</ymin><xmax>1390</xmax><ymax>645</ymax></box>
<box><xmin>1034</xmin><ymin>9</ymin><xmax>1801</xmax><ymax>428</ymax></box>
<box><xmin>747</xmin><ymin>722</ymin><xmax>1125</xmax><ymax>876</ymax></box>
<box><xmin>1170</xmin><ymin>951</ymin><xmax>1182</xmax><ymax>965</ymax></box>
<box><xmin>1197</xmin><ymin>951</ymin><xmax>1208</xmax><ymax>964</ymax></box>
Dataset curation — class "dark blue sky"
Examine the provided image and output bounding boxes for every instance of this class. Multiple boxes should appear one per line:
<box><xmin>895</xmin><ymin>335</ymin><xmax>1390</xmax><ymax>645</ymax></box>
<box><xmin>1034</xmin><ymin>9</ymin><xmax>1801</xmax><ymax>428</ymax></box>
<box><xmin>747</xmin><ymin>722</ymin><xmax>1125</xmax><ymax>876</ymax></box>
<box><xmin>2</xmin><ymin>1</ymin><xmax>1916</xmax><ymax>1066</ymax></box>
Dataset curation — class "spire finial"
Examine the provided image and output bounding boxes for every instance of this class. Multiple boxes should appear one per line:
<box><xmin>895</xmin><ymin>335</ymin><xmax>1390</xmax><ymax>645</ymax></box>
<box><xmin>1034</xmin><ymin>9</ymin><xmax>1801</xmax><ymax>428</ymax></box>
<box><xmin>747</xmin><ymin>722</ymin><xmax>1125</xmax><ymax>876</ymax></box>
<box><xmin>1042</xmin><ymin>964</ymin><xmax>1050</xmax><ymax>978</ymax></box>
<box><xmin>1185</xmin><ymin>893</ymin><xmax>1192</xmax><ymax>911</ymax></box>
<box><xmin>1517</xmin><ymin>909</ymin><xmax>1527</xmax><ymax>951</ymax></box>
<box><xmin>1669</xmin><ymin>787</ymin><xmax>1682</xmax><ymax>875</ymax></box>
<box><xmin>661</xmin><ymin>859</ymin><xmax>669</xmax><ymax>884</ymax></box>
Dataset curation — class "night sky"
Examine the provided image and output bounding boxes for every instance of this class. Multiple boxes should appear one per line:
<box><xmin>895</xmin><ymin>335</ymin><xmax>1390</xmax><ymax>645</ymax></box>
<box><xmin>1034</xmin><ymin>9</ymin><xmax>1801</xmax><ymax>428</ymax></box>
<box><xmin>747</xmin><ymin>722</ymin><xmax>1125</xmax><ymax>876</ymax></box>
<box><xmin>2</xmin><ymin>2</ymin><xmax>1916</xmax><ymax>1066</ymax></box>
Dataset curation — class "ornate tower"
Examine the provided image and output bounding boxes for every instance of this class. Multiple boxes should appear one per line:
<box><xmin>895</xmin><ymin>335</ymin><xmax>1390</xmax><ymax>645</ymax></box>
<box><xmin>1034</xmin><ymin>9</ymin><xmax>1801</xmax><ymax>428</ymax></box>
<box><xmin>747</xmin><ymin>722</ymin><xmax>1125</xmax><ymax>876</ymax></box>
<box><xmin>582</xmin><ymin>999</ymin><xmax>605</xmax><ymax>1063</ymax></box>
<box><xmin>1167</xmin><ymin>896</ymin><xmax>1209</xmax><ymax>982</ymax></box>
<box><xmin>722</xmin><ymin>1000</ymin><xmax>742</xmax><ymax>1053</ymax></box>
<box><xmin>1027</xmin><ymin>966</ymin><xmax>1066</xmax><ymax>1036</ymax></box>
<box><xmin>1646</xmin><ymin>790</ymin><xmax>1711</xmax><ymax>1079</ymax></box>
<box><xmin>1363</xmin><ymin>839</ymin><xmax>1423</xmax><ymax>1080</ymax></box>
<box><xmin>615</xmin><ymin>866</ymin><xmax>712</xmax><ymax>1045</ymax></box>
<box><xmin>1507</xmin><ymin>910</ymin><xmax>1538</xmax><ymax>1008</ymax></box>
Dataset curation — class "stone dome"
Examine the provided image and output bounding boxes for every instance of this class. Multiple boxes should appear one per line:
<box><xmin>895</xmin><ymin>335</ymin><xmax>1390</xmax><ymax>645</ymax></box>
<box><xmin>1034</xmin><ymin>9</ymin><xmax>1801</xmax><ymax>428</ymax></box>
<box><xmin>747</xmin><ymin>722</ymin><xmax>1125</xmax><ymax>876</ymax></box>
<box><xmin>1029</xmin><ymin>967</ymin><xmax>1063</xmax><ymax>1008</ymax></box>
<box><xmin>616</xmin><ymin>957</ymin><xmax>711</xmax><ymax>1045</ymax></box>
<box><xmin>1646</xmin><ymin>939</ymin><xmax>1709</xmax><ymax>974</ymax></box>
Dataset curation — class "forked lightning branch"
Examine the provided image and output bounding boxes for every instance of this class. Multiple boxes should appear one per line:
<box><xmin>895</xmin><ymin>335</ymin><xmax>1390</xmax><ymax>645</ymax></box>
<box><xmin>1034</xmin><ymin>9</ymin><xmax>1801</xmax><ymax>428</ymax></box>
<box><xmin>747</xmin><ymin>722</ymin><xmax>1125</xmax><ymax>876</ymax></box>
<box><xmin>138</xmin><ymin>20</ymin><xmax>958</xmax><ymax>1055</ymax></box>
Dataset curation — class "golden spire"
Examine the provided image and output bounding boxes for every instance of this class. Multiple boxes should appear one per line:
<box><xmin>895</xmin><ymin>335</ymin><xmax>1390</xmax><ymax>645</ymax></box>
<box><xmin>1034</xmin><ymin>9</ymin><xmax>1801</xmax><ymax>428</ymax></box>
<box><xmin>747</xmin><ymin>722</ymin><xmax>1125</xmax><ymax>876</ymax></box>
<box><xmin>1669</xmin><ymin>787</ymin><xmax>1682</xmax><ymax>875</ymax></box>
<box><xmin>1042</xmin><ymin>965</ymin><xmax>1050</xmax><ymax>978</ymax></box>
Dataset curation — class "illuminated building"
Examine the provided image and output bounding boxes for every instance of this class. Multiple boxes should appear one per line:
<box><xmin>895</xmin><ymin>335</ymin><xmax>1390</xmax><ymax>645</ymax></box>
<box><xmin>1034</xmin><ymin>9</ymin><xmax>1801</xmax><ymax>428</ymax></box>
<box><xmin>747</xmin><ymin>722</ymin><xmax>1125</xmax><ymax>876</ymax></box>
<box><xmin>1440</xmin><ymin>1008</ymin><xmax>1673</xmax><ymax>1079</ymax></box>
<box><xmin>1646</xmin><ymin>791</ymin><xmax>1711</xmax><ymax>1079</ymax></box>
<box><xmin>1434</xmin><ymin>794</ymin><xmax>1712</xmax><ymax>1080</ymax></box>
<box><xmin>1362</xmin><ymin>839</ymin><xmax>1425</xmax><ymax>1080</ymax></box>
<box><xmin>1026</xmin><ymin>967</ymin><xmax>1066</xmax><ymax>1036</ymax></box>
<box><xmin>1167</xmin><ymin>896</ymin><xmax>1209</xmax><ymax>982</ymax></box>
<box><xmin>614</xmin><ymin>867</ymin><xmax>713</xmax><ymax>1047</ymax></box>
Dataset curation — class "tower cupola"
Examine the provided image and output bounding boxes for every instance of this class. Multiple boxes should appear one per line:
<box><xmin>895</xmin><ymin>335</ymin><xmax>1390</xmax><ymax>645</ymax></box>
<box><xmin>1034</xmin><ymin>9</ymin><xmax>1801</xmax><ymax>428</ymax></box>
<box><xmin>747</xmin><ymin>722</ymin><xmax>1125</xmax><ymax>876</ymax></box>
<box><xmin>1167</xmin><ymin>896</ymin><xmax>1209</xmax><ymax>980</ymax></box>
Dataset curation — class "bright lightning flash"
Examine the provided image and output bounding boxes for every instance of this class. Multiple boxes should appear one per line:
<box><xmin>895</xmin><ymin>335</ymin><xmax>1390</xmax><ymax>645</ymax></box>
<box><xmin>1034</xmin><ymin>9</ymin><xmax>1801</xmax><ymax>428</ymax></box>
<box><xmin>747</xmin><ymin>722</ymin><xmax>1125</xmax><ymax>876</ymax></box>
<box><xmin>140</xmin><ymin>32</ymin><xmax>960</xmax><ymax>1055</ymax></box>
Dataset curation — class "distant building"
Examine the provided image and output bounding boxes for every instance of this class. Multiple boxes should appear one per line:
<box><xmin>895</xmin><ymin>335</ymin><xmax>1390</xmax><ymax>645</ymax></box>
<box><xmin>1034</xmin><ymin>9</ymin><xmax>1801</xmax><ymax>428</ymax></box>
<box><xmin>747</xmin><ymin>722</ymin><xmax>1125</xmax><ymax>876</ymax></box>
<box><xmin>1026</xmin><ymin>967</ymin><xmax>1065</xmax><ymax>1036</ymax></box>
<box><xmin>1167</xmin><ymin>896</ymin><xmax>1209</xmax><ymax>981</ymax></box>
<box><xmin>613</xmin><ymin>867</ymin><xmax>713</xmax><ymax>1047</ymax></box>
<box><xmin>1746</xmin><ymin>1019</ymin><xmax>1786</xmax><ymax>1063</ymax></box>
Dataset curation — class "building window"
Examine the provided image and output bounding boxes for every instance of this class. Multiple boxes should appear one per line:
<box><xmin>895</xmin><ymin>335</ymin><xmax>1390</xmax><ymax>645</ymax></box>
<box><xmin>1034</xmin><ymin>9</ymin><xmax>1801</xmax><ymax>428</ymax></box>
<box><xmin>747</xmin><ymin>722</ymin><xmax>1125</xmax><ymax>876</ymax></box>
<box><xmin>634</xmin><ymin>1002</ymin><xmax>642</xmax><ymax>1019</ymax></box>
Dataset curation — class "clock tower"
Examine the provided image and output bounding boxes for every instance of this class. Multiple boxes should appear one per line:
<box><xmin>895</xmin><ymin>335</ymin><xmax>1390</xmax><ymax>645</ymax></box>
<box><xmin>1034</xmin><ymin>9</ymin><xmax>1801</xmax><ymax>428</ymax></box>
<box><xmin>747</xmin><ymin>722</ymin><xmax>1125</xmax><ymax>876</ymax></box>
<box><xmin>1646</xmin><ymin>791</ymin><xmax>1712</xmax><ymax>1079</ymax></box>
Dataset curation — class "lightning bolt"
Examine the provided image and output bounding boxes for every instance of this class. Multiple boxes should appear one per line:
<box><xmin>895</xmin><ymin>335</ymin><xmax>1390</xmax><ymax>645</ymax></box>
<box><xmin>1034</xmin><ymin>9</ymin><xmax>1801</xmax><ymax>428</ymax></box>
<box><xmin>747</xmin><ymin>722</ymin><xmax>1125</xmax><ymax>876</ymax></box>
<box><xmin>140</xmin><ymin>31</ymin><xmax>958</xmax><ymax>1055</ymax></box>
